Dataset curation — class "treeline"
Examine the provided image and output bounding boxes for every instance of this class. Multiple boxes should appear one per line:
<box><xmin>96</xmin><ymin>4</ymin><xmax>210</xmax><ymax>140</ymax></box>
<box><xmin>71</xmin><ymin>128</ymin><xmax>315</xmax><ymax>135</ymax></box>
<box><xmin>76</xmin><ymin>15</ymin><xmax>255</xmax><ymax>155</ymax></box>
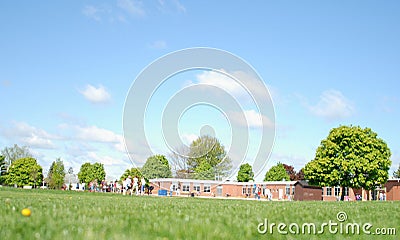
<box><xmin>1</xmin><ymin>126</ymin><xmax>399</xmax><ymax>193</ymax></box>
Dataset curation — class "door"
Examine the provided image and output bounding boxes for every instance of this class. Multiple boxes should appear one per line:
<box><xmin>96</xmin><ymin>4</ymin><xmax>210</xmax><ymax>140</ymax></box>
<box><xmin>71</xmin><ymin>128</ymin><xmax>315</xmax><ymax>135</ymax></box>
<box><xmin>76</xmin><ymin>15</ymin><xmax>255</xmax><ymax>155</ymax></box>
<box><xmin>278</xmin><ymin>189</ymin><xmax>283</xmax><ymax>200</ymax></box>
<box><xmin>217</xmin><ymin>186</ymin><xmax>223</xmax><ymax>197</ymax></box>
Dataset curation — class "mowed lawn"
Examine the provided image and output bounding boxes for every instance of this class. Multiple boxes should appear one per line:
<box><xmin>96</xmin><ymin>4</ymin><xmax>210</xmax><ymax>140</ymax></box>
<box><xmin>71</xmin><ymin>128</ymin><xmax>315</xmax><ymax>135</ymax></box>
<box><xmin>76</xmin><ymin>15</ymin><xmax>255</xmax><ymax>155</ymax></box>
<box><xmin>0</xmin><ymin>188</ymin><xmax>398</xmax><ymax>240</ymax></box>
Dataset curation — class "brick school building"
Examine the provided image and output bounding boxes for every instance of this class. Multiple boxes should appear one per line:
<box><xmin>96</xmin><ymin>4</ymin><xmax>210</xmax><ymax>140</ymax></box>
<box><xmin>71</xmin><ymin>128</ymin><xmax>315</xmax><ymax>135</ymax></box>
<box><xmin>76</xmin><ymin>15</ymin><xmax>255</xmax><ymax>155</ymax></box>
<box><xmin>150</xmin><ymin>178</ymin><xmax>297</xmax><ymax>200</ymax></box>
<box><xmin>149</xmin><ymin>178</ymin><xmax>400</xmax><ymax>201</ymax></box>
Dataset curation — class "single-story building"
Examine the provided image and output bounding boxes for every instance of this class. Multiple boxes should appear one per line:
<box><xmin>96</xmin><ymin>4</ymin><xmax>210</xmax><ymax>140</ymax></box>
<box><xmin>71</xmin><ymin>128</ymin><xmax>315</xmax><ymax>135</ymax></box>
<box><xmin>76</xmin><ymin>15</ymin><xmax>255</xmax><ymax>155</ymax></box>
<box><xmin>149</xmin><ymin>178</ymin><xmax>297</xmax><ymax>200</ymax></box>
<box><xmin>385</xmin><ymin>179</ymin><xmax>400</xmax><ymax>201</ymax></box>
<box><xmin>293</xmin><ymin>181</ymin><xmax>322</xmax><ymax>201</ymax></box>
<box><xmin>149</xmin><ymin>178</ymin><xmax>400</xmax><ymax>201</ymax></box>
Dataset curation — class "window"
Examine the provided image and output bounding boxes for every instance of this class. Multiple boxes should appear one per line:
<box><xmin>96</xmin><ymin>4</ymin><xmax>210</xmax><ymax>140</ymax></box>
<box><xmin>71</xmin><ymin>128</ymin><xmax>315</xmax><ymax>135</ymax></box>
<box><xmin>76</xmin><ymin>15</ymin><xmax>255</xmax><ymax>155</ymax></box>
<box><xmin>182</xmin><ymin>183</ymin><xmax>190</xmax><ymax>192</ymax></box>
<box><xmin>285</xmin><ymin>186</ymin><xmax>290</xmax><ymax>195</ymax></box>
<box><xmin>194</xmin><ymin>185</ymin><xmax>200</xmax><ymax>192</ymax></box>
<box><xmin>242</xmin><ymin>187</ymin><xmax>247</xmax><ymax>195</ymax></box>
<box><xmin>344</xmin><ymin>187</ymin><xmax>349</xmax><ymax>196</ymax></box>
<box><xmin>204</xmin><ymin>185</ymin><xmax>211</xmax><ymax>193</ymax></box>
<box><xmin>172</xmin><ymin>182</ymin><xmax>177</xmax><ymax>191</ymax></box>
<box><xmin>292</xmin><ymin>186</ymin><xmax>295</xmax><ymax>195</ymax></box>
<box><xmin>326</xmin><ymin>187</ymin><xmax>332</xmax><ymax>196</ymax></box>
<box><xmin>247</xmin><ymin>187</ymin><xmax>252</xmax><ymax>194</ymax></box>
<box><xmin>334</xmin><ymin>187</ymin><xmax>341</xmax><ymax>197</ymax></box>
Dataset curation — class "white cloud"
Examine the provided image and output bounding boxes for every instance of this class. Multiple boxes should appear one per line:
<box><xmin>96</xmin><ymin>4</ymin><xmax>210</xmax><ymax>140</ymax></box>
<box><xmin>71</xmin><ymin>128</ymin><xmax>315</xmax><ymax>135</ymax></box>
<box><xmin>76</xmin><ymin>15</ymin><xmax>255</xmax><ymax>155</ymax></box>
<box><xmin>149</xmin><ymin>40</ymin><xmax>167</xmax><ymax>49</ymax></box>
<box><xmin>65</xmin><ymin>124</ymin><xmax>126</xmax><ymax>154</ymax></box>
<box><xmin>196</xmin><ymin>70</ymin><xmax>246</xmax><ymax>99</ymax></box>
<box><xmin>191</xmin><ymin>70</ymin><xmax>275</xmax><ymax>130</ymax></box>
<box><xmin>230</xmin><ymin>110</ymin><xmax>274</xmax><ymax>129</ymax></box>
<box><xmin>23</xmin><ymin>135</ymin><xmax>55</xmax><ymax>149</ymax></box>
<box><xmin>74</xmin><ymin>125</ymin><xmax>122</xmax><ymax>143</ymax></box>
<box><xmin>1</xmin><ymin>122</ymin><xmax>58</xmax><ymax>149</ymax></box>
<box><xmin>82</xmin><ymin>4</ymin><xmax>129</xmax><ymax>23</ymax></box>
<box><xmin>180</xmin><ymin>133</ymin><xmax>198</xmax><ymax>145</ymax></box>
<box><xmin>114</xmin><ymin>140</ymin><xmax>127</xmax><ymax>153</ymax></box>
<box><xmin>157</xmin><ymin>0</ymin><xmax>186</xmax><ymax>14</ymax></box>
<box><xmin>86</xmin><ymin>152</ymin><xmax>126</xmax><ymax>166</ymax></box>
<box><xmin>63</xmin><ymin>143</ymin><xmax>97</xmax><ymax>158</ymax></box>
<box><xmin>195</xmin><ymin>69</ymin><xmax>273</xmax><ymax>105</ymax></box>
<box><xmin>80</xmin><ymin>84</ymin><xmax>111</xmax><ymax>104</ymax></box>
<box><xmin>117</xmin><ymin>0</ymin><xmax>145</xmax><ymax>17</ymax></box>
<box><xmin>58</xmin><ymin>123</ymin><xmax>125</xmax><ymax>151</ymax></box>
<box><xmin>173</xmin><ymin>0</ymin><xmax>186</xmax><ymax>13</ymax></box>
<box><xmin>82</xmin><ymin>5</ymin><xmax>103</xmax><ymax>21</ymax></box>
<box><xmin>308</xmin><ymin>90</ymin><xmax>355</xmax><ymax>120</ymax></box>
<box><xmin>268</xmin><ymin>152</ymin><xmax>308</xmax><ymax>172</ymax></box>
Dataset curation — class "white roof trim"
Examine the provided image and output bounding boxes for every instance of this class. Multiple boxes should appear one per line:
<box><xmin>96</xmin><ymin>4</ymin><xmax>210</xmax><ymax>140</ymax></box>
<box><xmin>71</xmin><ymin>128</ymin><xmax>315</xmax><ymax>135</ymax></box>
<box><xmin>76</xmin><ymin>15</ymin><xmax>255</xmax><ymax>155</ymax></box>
<box><xmin>149</xmin><ymin>178</ymin><xmax>297</xmax><ymax>185</ymax></box>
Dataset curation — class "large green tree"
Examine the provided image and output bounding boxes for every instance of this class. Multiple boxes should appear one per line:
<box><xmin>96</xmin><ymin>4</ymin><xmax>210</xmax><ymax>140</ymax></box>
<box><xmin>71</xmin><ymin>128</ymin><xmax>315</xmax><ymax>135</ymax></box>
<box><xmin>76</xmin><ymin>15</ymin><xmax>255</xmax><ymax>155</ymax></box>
<box><xmin>77</xmin><ymin>162</ymin><xmax>106</xmax><ymax>184</ymax></box>
<box><xmin>264</xmin><ymin>163</ymin><xmax>290</xmax><ymax>181</ymax></box>
<box><xmin>304</xmin><ymin>125</ymin><xmax>391</xmax><ymax>200</ymax></box>
<box><xmin>141</xmin><ymin>155</ymin><xmax>172</xmax><ymax>179</ymax></box>
<box><xmin>187</xmin><ymin>135</ymin><xmax>232</xmax><ymax>180</ymax></box>
<box><xmin>47</xmin><ymin>158</ymin><xmax>66</xmax><ymax>189</ymax></box>
<box><xmin>5</xmin><ymin>157</ymin><xmax>43</xmax><ymax>187</ymax></box>
<box><xmin>194</xmin><ymin>161</ymin><xmax>214</xmax><ymax>180</ymax></box>
<box><xmin>237</xmin><ymin>163</ymin><xmax>254</xmax><ymax>182</ymax></box>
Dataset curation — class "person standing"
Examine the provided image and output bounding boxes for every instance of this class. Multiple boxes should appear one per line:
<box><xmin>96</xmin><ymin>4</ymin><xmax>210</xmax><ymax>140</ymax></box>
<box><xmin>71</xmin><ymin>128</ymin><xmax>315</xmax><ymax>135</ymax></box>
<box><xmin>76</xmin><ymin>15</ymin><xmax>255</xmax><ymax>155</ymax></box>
<box><xmin>122</xmin><ymin>178</ymin><xmax>127</xmax><ymax>195</ymax></box>
<box><xmin>170</xmin><ymin>184</ymin><xmax>174</xmax><ymax>197</ymax></box>
<box><xmin>133</xmin><ymin>176</ymin><xmax>139</xmax><ymax>195</ymax></box>
<box><xmin>141</xmin><ymin>177</ymin><xmax>146</xmax><ymax>195</ymax></box>
<box><xmin>126</xmin><ymin>176</ymin><xmax>132</xmax><ymax>195</ymax></box>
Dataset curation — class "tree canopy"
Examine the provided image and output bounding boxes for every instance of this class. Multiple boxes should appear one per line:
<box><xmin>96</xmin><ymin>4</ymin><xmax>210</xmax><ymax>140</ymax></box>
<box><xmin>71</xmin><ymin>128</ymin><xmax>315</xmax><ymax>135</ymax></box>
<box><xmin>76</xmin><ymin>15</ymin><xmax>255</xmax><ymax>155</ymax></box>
<box><xmin>187</xmin><ymin>135</ymin><xmax>232</xmax><ymax>180</ymax></box>
<box><xmin>169</xmin><ymin>146</ymin><xmax>192</xmax><ymax>178</ymax></box>
<box><xmin>120</xmin><ymin>167</ymin><xmax>143</xmax><ymax>182</ymax></box>
<box><xmin>237</xmin><ymin>163</ymin><xmax>254</xmax><ymax>182</ymax></box>
<box><xmin>4</xmin><ymin>157</ymin><xmax>43</xmax><ymax>187</ymax></box>
<box><xmin>141</xmin><ymin>155</ymin><xmax>172</xmax><ymax>179</ymax></box>
<box><xmin>296</xmin><ymin>168</ymin><xmax>305</xmax><ymax>181</ymax></box>
<box><xmin>304</xmin><ymin>125</ymin><xmax>391</xmax><ymax>192</ymax></box>
<box><xmin>1</xmin><ymin>144</ymin><xmax>32</xmax><ymax>167</ymax></box>
<box><xmin>282</xmin><ymin>164</ymin><xmax>296</xmax><ymax>181</ymax></box>
<box><xmin>77</xmin><ymin>162</ymin><xmax>106</xmax><ymax>184</ymax></box>
<box><xmin>47</xmin><ymin>158</ymin><xmax>66</xmax><ymax>189</ymax></box>
<box><xmin>264</xmin><ymin>163</ymin><xmax>290</xmax><ymax>181</ymax></box>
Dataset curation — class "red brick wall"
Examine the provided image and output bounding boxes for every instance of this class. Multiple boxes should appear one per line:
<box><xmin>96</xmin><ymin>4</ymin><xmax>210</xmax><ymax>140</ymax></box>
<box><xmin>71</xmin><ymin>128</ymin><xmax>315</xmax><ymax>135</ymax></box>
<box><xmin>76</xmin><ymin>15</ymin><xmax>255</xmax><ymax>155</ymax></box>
<box><xmin>294</xmin><ymin>184</ymin><xmax>322</xmax><ymax>201</ymax></box>
<box><xmin>150</xmin><ymin>180</ymin><xmax>296</xmax><ymax>199</ymax></box>
<box><xmin>385</xmin><ymin>181</ymin><xmax>400</xmax><ymax>201</ymax></box>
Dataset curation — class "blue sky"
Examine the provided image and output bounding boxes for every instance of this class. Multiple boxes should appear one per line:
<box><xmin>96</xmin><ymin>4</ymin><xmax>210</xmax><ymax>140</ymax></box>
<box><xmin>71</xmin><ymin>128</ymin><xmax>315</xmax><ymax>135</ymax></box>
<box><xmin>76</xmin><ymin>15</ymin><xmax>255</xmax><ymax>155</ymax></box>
<box><xmin>1</xmin><ymin>1</ymin><xmax>399</xmax><ymax>180</ymax></box>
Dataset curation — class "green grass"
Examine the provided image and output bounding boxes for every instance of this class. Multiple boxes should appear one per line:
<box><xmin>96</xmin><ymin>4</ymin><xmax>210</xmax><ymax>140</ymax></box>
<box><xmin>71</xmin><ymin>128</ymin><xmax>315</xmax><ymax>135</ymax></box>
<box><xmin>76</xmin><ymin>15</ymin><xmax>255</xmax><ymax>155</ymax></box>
<box><xmin>0</xmin><ymin>188</ymin><xmax>398</xmax><ymax>240</ymax></box>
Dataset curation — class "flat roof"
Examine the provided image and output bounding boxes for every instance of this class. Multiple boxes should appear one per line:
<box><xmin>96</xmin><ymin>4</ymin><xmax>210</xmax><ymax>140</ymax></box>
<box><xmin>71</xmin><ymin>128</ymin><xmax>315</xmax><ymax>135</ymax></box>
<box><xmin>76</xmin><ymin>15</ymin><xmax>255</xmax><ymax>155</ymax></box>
<box><xmin>150</xmin><ymin>178</ymin><xmax>297</xmax><ymax>185</ymax></box>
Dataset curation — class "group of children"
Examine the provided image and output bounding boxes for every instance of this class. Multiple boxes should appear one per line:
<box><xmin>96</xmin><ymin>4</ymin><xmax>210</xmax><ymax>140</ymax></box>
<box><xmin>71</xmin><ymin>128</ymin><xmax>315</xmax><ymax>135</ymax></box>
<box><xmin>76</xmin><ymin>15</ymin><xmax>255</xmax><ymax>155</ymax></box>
<box><xmin>121</xmin><ymin>176</ymin><xmax>147</xmax><ymax>195</ymax></box>
<box><xmin>71</xmin><ymin>177</ymin><xmax>153</xmax><ymax>195</ymax></box>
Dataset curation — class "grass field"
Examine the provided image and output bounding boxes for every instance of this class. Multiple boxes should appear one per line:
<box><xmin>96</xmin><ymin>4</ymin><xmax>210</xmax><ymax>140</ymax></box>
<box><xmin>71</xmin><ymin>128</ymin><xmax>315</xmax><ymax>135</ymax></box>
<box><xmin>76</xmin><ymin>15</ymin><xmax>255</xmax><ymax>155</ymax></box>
<box><xmin>0</xmin><ymin>188</ymin><xmax>398</xmax><ymax>240</ymax></box>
